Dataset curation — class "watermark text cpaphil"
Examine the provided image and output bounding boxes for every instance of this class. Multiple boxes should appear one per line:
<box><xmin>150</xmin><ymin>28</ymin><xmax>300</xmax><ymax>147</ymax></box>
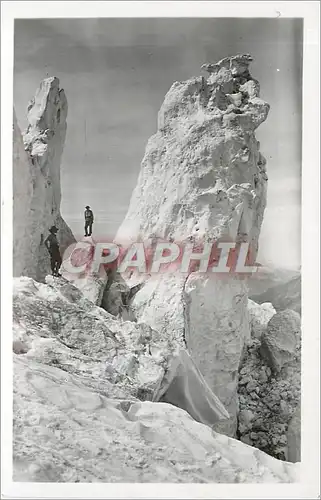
<box><xmin>62</xmin><ymin>238</ymin><xmax>261</xmax><ymax>278</ymax></box>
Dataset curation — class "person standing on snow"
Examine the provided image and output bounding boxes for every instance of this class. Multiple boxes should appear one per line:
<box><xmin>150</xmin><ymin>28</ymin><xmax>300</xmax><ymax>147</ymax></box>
<box><xmin>84</xmin><ymin>205</ymin><xmax>94</xmax><ymax>237</ymax></box>
<box><xmin>44</xmin><ymin>225</ymin><xmax>62</xmax><ymax>277</ymax></box>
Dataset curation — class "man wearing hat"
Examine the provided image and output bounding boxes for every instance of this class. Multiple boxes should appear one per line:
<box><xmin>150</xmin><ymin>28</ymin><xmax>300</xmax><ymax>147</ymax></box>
<box><xmin>44</xmin><ymin>226</ymin><xmax>62</xmax><ymax>277</ymax></box>
<box><xmin>84</xmin><ymin>205</ymin><xmax>94</xmax><ymax>237</ymax></box>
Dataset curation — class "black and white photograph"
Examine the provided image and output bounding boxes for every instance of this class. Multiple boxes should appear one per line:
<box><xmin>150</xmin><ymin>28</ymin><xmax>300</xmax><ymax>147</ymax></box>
<box><xmin>1</xmin><ymin>1</ymin><xmax>320</xmax><ymax>498</ymax></box>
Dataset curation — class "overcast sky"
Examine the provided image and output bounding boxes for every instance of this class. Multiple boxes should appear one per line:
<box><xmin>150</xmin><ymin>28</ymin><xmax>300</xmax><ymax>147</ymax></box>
<box><xmin>14</xmin><ymin>18</ymin><xmax>302</xmax><ymax>269</ymax></box>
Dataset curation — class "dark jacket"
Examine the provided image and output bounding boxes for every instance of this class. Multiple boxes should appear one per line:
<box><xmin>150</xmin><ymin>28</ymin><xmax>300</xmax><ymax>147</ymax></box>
<box><xmin>44</xmin><ymin>233</ymin><xmax>60</xmax><ymax>254</ymax></box>
<box><xmin>84</xmin><ymin>209</ymin><xmax>94</xmax><ymax>222</ymax></box>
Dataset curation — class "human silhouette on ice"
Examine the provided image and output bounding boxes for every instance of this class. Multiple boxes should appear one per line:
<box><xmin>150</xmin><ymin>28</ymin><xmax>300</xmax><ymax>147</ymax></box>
<box><xmin>44</xmin><ymin>226</ymin><xmax>62</xmax><ymax>277</ymax></box>
<box><xmin>84</xmin><ymin>205</ymin><xmax>94</xmax><ymax>236</ymax></box>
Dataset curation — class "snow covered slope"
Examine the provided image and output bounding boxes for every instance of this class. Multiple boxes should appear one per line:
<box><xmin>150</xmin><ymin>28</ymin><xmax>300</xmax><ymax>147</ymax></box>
<box><xmin>12</xmin><ymin>276</ymin><xmax>299</xmax><ymax>483</ymax></box>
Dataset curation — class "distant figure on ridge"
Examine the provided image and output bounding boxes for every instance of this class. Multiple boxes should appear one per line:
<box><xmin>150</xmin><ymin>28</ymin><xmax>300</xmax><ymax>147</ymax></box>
<box><xmin>84</xmin><ymin>205</ymin><xmax>94</xmax><ymax>237</ymax></box>
<box><xmin>44</xmin><ymin>226</ymin><xmax>62</xmax><ymax>277</ymax></box>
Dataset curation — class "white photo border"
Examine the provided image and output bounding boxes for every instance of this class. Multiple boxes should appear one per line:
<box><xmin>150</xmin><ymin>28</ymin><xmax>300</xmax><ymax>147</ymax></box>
<box><xmin>1</xmin><ymin>2</ymin><xmax>320</xmax><ymax>498</ymax></box>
